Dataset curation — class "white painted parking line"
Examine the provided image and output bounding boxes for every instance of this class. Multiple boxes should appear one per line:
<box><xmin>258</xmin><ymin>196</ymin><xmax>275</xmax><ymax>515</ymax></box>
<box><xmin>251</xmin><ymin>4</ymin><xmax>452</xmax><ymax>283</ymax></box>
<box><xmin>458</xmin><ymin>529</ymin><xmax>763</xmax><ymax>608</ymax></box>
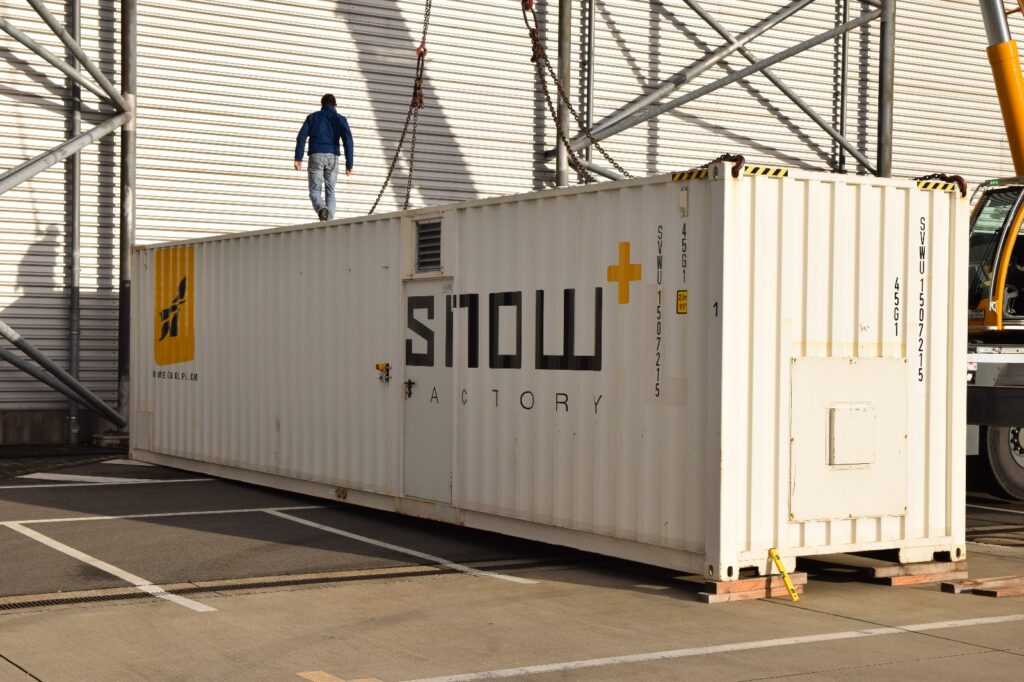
<box><xmin>967</xmin><ymin>503</ymin><xmax>1024</xmax><ymax>516</ymax></box>
<box><xmin>3</xmin><ymin>522</ymin><xmax>216</xmax><ymax>613</ymax></box>
<box><xmin>105</xmin><ymin>458</ymin><xmax>154</xmax><ymax>466</ymax></box>
<box><xmin>0</xmin><ymin>478</ymin><xmax>213</xmax><ymax>490</ymax></box>
<box><xmin>266</xmin><ymin>510</ymin><xmax>540</xmax><ymax>585</ymax></box>
<box><xmin>21</xmin><ymin>473</ymin><xmax>158</xmax><ymax>484</ymax></box>
<box><xmin>403</xmin><ymin>613</ymin><xmax>1024</xmax><ymax>682</ymax></box>
<box><xmin>7</xmin><ymin>505</ymin><xmax>325</xmax><ymax>525</ymax></box>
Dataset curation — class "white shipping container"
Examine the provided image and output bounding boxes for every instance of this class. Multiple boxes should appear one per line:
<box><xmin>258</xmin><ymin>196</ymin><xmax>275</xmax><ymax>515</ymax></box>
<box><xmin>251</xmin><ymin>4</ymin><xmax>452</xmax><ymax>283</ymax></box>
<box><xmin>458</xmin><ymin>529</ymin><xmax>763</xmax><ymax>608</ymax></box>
<box><xmin>132</xmin><ymin>165</ymin><xmax>968</xmax><ymax>580</ymax></box>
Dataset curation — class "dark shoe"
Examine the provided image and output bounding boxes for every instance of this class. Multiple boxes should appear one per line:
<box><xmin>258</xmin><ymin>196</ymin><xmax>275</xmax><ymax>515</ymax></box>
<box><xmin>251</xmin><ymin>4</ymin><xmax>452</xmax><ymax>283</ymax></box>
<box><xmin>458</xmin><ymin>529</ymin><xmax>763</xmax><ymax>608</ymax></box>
<box><xmin>318</xmin><ymin>208</ymin><xmax>329</xmax><ymax>221</ymax></box>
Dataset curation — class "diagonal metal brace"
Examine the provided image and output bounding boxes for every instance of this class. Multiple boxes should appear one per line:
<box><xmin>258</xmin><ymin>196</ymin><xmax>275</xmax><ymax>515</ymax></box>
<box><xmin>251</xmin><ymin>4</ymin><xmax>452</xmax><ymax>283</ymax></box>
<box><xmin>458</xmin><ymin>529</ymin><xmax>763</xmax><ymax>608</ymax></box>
<box><xmin>678</xmin><ymin>0</ymin><xmax>877</xmax><ymax>174</ymax></box>
<box><xmin>562</xmin><ymin>8</ymin><xmax>882</xmax><ymax>159</ymax></box>
<box><xmin>0</xmin><ymin>319</ymin><xmax>126</xmax><ymax>428</ymax></box>
<box><xmin>0</xmin><ymin>17</ymin><xmax>112</xmax><ymax>104</ymax></box>
<box><xmin>587</xmin><ymin>0</ymin><xmax>817</xmax><ymax>141</ymax></box>
<box><xmin>0</xmin><ymin>112</ymin><xmax>130</xmax><ymax>195</ymax></box>
<box><xmin>25</xmin><ymin>0</ymin><xmax>129</xmax><ymax>111</ymax></box>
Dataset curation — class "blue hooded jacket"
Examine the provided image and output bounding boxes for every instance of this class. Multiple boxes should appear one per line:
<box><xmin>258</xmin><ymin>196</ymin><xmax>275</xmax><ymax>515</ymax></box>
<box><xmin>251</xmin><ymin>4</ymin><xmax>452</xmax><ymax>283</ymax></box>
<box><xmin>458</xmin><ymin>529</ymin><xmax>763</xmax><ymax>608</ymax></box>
<box><xmin>295</xmin><ymin>105</ymin><xmax>354</xmax><ymax>169</ymax></box>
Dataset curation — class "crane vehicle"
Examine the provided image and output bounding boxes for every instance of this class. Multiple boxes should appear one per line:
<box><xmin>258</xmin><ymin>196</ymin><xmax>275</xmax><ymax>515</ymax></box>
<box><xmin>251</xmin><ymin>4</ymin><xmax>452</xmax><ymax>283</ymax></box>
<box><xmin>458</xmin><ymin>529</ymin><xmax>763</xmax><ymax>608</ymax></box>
<box><xmin>967</xmin><ymin>1</ymin><xmax>1024</xmax><ymax>499</ymax></box>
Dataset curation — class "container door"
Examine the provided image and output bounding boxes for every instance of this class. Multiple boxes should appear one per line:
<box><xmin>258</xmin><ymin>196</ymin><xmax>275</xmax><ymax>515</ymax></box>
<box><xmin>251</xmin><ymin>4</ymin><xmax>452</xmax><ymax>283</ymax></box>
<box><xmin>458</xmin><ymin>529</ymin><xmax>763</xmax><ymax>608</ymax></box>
<box><xmin>402</xmin><ymin>279</ymin><xmax>453</xmax><ymax>503</ymax></box>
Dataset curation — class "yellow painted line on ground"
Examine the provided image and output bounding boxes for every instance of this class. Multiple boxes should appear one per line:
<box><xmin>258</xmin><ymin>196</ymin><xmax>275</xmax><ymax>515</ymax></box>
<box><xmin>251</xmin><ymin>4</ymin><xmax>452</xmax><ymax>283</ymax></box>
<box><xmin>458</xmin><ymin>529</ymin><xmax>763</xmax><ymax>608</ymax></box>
<box><xmin>298</xmin><ymin>673</ymin><xmax>382</xmax><ymax>682</ymax></box>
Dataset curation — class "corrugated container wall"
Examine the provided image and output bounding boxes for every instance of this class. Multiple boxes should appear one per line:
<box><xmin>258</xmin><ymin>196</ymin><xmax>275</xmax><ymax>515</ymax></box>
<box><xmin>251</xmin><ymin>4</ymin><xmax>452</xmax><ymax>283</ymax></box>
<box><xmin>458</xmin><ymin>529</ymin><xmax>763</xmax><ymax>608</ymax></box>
<box><xmin>132</xmin><ymin>169</ymin><xmax>968</xmax><ymax>577</ymax></box>
<box><xmin>0</xmin><ymin>0</ymin><xmax>1012</xmax><ymax>419</ymax></box>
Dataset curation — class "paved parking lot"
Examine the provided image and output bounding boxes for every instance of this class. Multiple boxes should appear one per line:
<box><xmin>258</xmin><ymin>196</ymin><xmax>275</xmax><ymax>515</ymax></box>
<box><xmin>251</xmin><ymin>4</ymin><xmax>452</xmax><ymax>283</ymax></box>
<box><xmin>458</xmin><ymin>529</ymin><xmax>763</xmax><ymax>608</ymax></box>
<box><xmin>1</xmin><ymin>455</ymin><xmax>1024</xmax><ymax>681</ymax></box>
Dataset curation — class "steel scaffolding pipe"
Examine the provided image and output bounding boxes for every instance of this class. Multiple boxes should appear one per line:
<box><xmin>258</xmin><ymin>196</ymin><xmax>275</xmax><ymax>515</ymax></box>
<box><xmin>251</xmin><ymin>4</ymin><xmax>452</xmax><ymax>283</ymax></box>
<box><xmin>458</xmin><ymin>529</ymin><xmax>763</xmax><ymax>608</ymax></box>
<box><xmin>117</xmin><ymin>0</ymin><xmax>137</xmax><ymax>424</ymax></box>
<box><xmin>0</xmin><ymin>346</ymin><xmax>99</xmax><ymax>416</ymax></box>
<box><xmin>66</xmin><ymin>0</ymin><xmax>82</xmax><ymax>443</ymax></box>
<box><xmin>587</xmin><ymin>0</ymin><xmax>817</xmax><ymax>141</ymax></box>
<box><xmin>876</xmin><ymin>0</ymin><xmax>895</xmax><ymax>177</ymax></box>
<box><xmin>25</xmin><ymin>0</ymin><xmax>129</xmax><ymax>111</ymax></box>
<box><xmin>0</xmin><ymin>111</ymin><xmax>130</xmax><ymax>195</ymax></box>
<box><xmin>556</xmin><ymin>0</ymin><xmax>571</xmax><ymax>186</ymax></box>
<box><xmin>678</xmin><ymin>0</ymin><xmax>875</xmax><ymax>173</ymax></box>
<box><xmin>563</xmin><ymin>7</ymin><xmax>882</xmax><ymax>157</ymax></box>
<box><xmin>0</xmin><ymin>319</ymin><xmax>126</xmax><ymax>428</ymax></box>
<box><xmin>577</xmin><ymin>158</ymin><xmax>622</xmax><ymax>181</ymax></box>
<box><xmin>837</xmin><ymin>0</ymin><xmax>851</xmax><ymax>171</ymax></box>
<box><xmin>0</xmin><ymin>18</ymin><xmax>111</xmax><ymax>104</ymax></box>
<box><xmin>583</xmin><ymin>0</ymin><xmax>595</xmax><ymax>163</ymax></box>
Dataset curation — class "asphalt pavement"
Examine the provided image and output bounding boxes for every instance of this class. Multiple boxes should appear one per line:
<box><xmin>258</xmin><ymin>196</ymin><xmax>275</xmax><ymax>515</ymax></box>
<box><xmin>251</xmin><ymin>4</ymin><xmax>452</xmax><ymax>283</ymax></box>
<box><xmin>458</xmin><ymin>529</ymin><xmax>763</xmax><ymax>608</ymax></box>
<box><xmin>0</xmin><ymin>455</ymin><xmax>1023</xmax><ymax>681</ymax></box>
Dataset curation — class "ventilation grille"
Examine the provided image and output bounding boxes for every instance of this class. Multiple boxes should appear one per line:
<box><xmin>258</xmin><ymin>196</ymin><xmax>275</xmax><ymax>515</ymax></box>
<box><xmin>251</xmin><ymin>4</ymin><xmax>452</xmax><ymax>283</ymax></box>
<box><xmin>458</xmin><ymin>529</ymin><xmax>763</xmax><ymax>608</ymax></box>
<box><xmin>416</xmin><ymin>221</ymin><xmax>441</xmax><ymax>272</ymax></box>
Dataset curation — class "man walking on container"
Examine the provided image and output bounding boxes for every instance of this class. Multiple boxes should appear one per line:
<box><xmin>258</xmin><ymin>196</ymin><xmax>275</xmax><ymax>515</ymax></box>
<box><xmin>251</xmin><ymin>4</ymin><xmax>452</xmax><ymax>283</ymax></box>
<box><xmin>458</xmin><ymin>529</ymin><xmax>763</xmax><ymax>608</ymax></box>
<box><xmin>294</xmin><ymin>94</ymin><xmax>354</xmax><ymax>221</ymax></box>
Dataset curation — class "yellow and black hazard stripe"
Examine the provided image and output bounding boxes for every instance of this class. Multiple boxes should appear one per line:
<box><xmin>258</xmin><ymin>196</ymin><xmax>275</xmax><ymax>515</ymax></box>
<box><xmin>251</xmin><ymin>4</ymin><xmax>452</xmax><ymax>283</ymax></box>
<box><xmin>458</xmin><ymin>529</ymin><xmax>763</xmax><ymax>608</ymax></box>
<box><xmin>674</xmin><ymin>165</ymin><xmax>789</xmax><ymax>180</ymax></box>
<box><xmin>672</xmin><ymin>168</ymin><xmax>709</xmax><ymax>182</ymax></box>
<box><xmin>744</xmin><ymin>165</ymin><xmax>789</xmax><ymax>177</ymax></box>
<box><xmin>916</xmin><ymin>180</ymin><xmax>958</xmax><ymax>192</ymax></box>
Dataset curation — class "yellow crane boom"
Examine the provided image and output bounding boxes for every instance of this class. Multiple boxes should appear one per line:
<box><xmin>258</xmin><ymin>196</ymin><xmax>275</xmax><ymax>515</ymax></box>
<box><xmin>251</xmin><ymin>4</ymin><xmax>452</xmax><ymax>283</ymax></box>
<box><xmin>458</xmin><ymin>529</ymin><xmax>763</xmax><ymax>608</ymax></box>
<box><xmin>982</xmin><ymin>0</ymin><xmax>1024</xmax><ymax>174</ymax></box>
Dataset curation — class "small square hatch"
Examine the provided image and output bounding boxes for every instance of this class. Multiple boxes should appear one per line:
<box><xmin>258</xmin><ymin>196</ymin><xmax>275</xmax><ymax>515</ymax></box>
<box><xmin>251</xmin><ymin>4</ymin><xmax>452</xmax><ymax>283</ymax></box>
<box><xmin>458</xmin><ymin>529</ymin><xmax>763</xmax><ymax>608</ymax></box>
<box><xmin>829</xmin><ymin>404</ymin><xmax>876</xmax><ymax>467</ymax></box>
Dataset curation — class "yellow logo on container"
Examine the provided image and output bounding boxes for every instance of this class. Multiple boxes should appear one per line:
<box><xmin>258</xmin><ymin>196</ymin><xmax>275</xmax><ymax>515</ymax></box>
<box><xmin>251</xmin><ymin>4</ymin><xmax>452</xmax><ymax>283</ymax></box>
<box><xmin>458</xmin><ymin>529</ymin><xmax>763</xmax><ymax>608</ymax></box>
<box><xmin>154</xmin><ymin>246</ymin><xmax>195</xmax><ymax>366</ymax></box>
<box><xmin>607</xmin><ymin>241</ymin><xmax>642</xmax><ymax>304</ymax></box>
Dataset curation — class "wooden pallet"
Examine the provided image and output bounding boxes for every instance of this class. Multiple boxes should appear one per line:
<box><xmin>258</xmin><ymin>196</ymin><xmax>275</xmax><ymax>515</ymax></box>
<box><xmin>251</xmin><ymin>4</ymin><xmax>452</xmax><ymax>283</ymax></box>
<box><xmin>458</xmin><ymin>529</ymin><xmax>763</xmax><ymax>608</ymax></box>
<box><xmin>698</xmin><ymin>572</ymin><xmax>807</xmax><ymax>604</ymax></box>
<box><xmin>92</xmin><ymin>433</ymin><xmax>129</xmax><ymax>448</ymax></box>
<box><xmin>941</xmin><ymin>575</ymin><xmax>1024</xmax><ymax>597</ymax></box>
<box><xmin>801</xmin><ymin>554</ymin><xmax>966</xmax><ymax>586</ymax></box>
<box><xmin>874</xmin><ymin>561</ymin><xmax>968</xmax><ymax>586</ymax></box>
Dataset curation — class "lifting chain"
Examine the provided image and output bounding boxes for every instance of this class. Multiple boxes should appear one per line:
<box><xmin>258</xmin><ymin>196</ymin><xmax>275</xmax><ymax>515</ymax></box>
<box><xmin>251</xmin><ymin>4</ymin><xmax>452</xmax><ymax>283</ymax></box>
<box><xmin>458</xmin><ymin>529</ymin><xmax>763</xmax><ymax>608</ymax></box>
<box><xmin>369</xmin><ymin>0</ymin><xmax>432</xmax><ymax>215</ymax></box>
<box><xmin>688</xmin><ymin>153</ymin><xmax>746</xmax><ymax>178</ymax></box>
<box><xmin>914</xmin><ymin>172</ymin><xmax>968</xmax><ymax>198</ymax></box>
<box><xmin>521</xmin><ymin>0</ymin><xmax>633</xmax><ymax>183</ymax></box>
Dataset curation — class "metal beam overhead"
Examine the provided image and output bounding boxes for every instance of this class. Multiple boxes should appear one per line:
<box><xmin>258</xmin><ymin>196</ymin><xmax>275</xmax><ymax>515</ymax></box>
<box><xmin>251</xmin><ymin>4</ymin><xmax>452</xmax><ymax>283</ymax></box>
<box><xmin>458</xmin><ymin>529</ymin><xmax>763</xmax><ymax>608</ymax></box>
<box><xmin>0</xmin><ymin>112</ymin><xmax>131</xmax><ymax>195</ymax></box>
<box><xmin>0</xmin><ymin>17</ymin><xmax>112</xmax><ymax>103</ymax></box>
<box><xmin>566</xmin><ymin>8</ymin><xmax>882</xmax><ymax>154</ymax></box>
<box><xmin>678</xmin><ymin>0</ymin><xmax>875</xmax><ymax>174</ymax></box>
<box><xmin>25</xmin><ymin>0</ymin><xmax>129</xmax><ymax>111</ymax></box>
<box><xmin>553</xmin><ymin>0</ymin><xmax>890</xmax><ymax>177</ymax></box>
<box><xmin>587</xmin><ymin>0</ymin><xmax>817</xmax><ymax>141</ymax></box>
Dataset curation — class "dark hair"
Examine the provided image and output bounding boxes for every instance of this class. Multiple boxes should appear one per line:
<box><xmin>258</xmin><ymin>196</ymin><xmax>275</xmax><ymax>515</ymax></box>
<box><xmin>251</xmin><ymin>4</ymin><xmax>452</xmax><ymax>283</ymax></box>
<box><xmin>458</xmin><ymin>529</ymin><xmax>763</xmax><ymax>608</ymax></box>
<box><xmin>321</xmin><ymin>93</ymin><xmax>336</xmax><ymax>107</ymax></box>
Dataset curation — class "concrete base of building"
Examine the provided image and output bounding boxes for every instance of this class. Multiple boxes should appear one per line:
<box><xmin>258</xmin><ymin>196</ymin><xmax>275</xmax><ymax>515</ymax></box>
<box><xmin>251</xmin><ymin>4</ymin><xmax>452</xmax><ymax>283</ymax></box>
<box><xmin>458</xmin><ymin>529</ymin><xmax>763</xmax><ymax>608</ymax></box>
<box><xmin>0</xmin><ymin>409</ymin><xmax>112</xmax><ymax>446</ymax></box>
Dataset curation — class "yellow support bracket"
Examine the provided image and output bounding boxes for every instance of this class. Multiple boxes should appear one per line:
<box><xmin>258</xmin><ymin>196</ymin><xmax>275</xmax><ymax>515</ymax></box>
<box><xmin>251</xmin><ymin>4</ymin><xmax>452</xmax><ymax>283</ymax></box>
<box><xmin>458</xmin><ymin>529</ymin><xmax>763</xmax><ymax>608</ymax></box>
<box><xmin>769</xmin><ymin>548</ymin><xmax>800</xmax><ymax>602</ymax></box>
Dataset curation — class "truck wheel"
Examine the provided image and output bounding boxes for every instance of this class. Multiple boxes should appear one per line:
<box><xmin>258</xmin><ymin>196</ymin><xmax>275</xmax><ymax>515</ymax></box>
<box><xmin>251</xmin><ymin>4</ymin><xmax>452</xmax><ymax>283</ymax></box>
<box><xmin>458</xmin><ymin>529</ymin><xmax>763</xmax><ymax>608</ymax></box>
<box><xmin>986</xmin><ymin>425</ymin><xmax>1024</xmax><ymax>500</ymax></box>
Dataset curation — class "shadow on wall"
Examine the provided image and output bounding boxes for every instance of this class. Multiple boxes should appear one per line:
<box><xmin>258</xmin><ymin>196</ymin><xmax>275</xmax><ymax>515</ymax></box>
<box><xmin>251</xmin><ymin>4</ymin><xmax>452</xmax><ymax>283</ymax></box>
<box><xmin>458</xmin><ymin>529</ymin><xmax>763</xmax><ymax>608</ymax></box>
<box><xmin>332</xmin><ymin>1</ymin><xmax>480</xmax><ymax>207</ymax></box>
<box><xmin>0</xmin><ymin>44</ymin><xmax>67</xmax><ymax>113</ymax></box>
<box><xmin>0</xmin><ymin>225</ymin><xmax>118</xmax><ymax>441</ymax></box>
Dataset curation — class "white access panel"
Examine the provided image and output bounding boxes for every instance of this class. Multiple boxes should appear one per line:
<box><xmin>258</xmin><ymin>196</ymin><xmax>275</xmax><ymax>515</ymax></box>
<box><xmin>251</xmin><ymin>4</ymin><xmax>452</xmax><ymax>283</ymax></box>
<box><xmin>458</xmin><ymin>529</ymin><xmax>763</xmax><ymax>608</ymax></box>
<box><xmin>789</xmin><ymin>357</ymin><xmax>908</xmax><ymax>522</ymax></box>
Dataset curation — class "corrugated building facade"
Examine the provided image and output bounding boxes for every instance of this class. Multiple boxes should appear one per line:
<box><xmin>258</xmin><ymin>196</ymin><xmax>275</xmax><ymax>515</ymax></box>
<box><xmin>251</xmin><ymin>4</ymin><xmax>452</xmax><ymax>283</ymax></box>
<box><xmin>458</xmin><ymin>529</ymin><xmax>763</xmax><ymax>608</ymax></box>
<box><xmin>0</xmin><ymin>0</ymin><xmax>1013</xmax><ymax>435</ymax></box>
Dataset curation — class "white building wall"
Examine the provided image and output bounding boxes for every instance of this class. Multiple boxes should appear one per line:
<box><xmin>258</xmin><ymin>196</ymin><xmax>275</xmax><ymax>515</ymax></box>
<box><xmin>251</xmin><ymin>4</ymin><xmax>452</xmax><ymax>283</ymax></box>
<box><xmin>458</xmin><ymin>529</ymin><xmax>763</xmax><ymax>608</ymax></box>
<box><xmin>0</xmin><ymin>0</ymin><xmax>1013</xmax><ymax>416</ymax></box>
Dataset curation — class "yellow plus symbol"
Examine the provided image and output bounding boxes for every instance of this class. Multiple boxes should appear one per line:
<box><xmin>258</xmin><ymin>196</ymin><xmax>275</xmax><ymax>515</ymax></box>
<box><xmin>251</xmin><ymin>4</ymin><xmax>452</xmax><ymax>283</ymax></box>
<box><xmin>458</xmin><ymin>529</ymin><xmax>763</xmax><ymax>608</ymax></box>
<box><xmin>607</xmin><ymin>241</ymin><xmax>642</xmax><ymax>304</ymax></box>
